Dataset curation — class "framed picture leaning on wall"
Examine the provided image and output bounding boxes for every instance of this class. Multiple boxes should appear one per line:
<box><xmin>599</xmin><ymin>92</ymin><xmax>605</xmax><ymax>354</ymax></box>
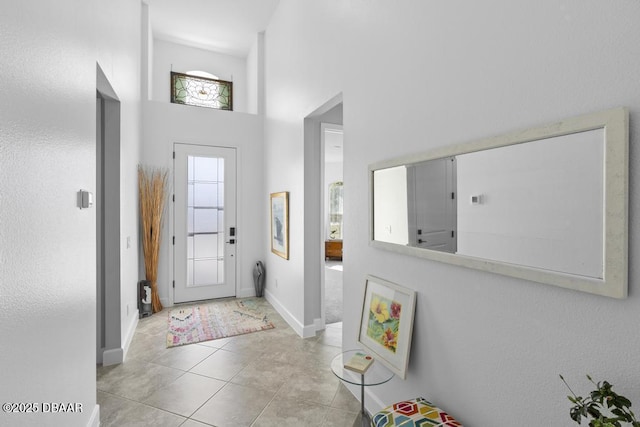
<box><xmin>358</xmin><ymin>275</ymin><xmax>416</xmax><ymax>379</ymax></box>
<box><xmin>270</xmin><ymin>191</ymin><xmax>289</xmax><ymax>259</ymax></box>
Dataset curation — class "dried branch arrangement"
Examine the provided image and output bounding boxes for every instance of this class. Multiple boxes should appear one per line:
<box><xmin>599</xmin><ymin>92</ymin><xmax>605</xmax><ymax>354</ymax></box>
<box><xmin>138</xmin><ymin>165</ymin><xmax>169</xmax><ymax>313</ymax></box>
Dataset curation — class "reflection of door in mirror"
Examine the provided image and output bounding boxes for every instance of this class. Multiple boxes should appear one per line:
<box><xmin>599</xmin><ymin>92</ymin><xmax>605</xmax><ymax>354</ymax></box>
<box><xmin>328</xmin><ymin>181</ymin><xmax>343</xmax><ymax>240</ymax></box>
<box><xmin>407</xmin><ymin>157</ymin><xmax>457</xmax><ymax>253</ymax></box>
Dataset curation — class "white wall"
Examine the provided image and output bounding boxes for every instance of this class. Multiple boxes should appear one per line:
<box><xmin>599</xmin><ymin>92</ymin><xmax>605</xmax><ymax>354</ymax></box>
<box><xmin>263</xmin><ymin>1</ymin><xmax>640</xmax><ymax>425</ymax></box>
<box><xmin>142</xmin><ymin>101</ymin><xmax>264</xmax><ymax>304</ymax></box>
<box><xmin>152</xmin><ymin>39</ymin><xmax>248</xmax><ymax>113</ymax></box>
<box><xmin>0</xmin><ymin>0</ymin><xmax>142</xmax><ymax>425</ymax></box>
<box><xmin>96</xmin><ymin>0</ymin><xmax>143</xmax><ymax>365</ymax></box>
<box><xmin>142</xmin><ymin>2</ymin><xmax>153</xmax><ymax>101</ymax></box>
<box><xmin>246</xmin><ymin>33</ymin><xmax>264</xmax><ymax>115</ymax></box>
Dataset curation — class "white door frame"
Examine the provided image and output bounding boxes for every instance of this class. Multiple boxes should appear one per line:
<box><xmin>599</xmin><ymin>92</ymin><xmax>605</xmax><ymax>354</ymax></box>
<box><xmin>302</xmin><ymin>93</ymin><xmax>343</xmax><ymax>336</ymax></box>
<box><xmin>173</xmin><ymin>143</ymin><xmax>237</xmax><ymax>303</ymax></box>
<box><xmin>96</xmin><ymin>64</ymin><xmax>122</xmax><ymax>366</ymax></box>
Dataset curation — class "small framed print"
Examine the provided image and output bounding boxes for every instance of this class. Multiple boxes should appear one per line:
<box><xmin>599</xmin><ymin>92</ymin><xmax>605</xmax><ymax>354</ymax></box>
<box><xmin>358</xmin><ymin>275</ymin><xmax>416</xmax><ymax>379</ymax></box>
<box><xmin>270</xmin><ymin>191</ymin><xmax>289</xmax><ymax>259</ymax></box>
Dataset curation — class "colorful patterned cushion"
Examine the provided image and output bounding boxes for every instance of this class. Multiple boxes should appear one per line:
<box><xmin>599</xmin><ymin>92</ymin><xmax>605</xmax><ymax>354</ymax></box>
<box><xmin>371</xmin><ymin>397</ymin><xmax>462</xmax><ymax>427</ymax></box>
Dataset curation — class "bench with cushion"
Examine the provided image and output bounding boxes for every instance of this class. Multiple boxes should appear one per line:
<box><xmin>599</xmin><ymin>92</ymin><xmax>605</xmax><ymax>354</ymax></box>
<box><xmin>371</xmin><ymin>397</ymin><xmax>462</xmax><ymax>427</ymax></box>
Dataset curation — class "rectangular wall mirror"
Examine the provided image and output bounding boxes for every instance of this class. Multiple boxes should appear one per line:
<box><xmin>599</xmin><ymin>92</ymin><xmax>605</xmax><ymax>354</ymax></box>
<box><xmin>369</xmin><ymin>107</ymin><xmax>628</xmax><ymax>298</ymax></box>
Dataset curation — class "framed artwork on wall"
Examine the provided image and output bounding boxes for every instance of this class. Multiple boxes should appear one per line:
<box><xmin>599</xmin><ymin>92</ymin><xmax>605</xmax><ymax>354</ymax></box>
<box><xmin>270</xmin><ymin>191</ymin><xmax>289</xmax><ymax>260</ymax></box>
<box><xmin>358</xmin><ymin>275</ymin><xmax>416</xmax><ymax>379</ymax></box>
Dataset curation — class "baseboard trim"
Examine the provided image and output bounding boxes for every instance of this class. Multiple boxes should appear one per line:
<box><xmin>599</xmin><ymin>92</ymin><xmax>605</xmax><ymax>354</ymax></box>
<box><xmin>86</xmin><ymin>404</ymin><xmax>100</xmax><ymax>427</ymax></box>
<box><xmin>265</xmin><ymin>289</ymin><xmax>317</xmax><ymax>338</ymax></box>
<box><xmin>301</xmin><ymin>323</ymin><xmax>317</xmax><ymax>338</ymax></box>
<box><xmin>102</xmin><ymin>308</ymin><xmax>138</xmax><ymax>366</ymax></box>
<box><xmin>122</xmin><ymin>309</ymin><xmax>139</xmax><ymax>362</ymax></box>
<box><xmin>102</xmin><ymin>347</ymin><xmax>123</xmax><ymax>366</ymax></box>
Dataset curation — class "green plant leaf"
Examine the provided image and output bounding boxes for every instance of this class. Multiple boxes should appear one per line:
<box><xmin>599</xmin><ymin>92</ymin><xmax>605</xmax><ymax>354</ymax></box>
<box><xmin>611</xmin><ymin>408</ymin><xmax>626</xmax><ymax>418</ymax></box>
<box><xmin>562</xmin><ymin>375</ymin><xmax>640</xmax><ymax>426</ymax></box>
<box><xmin>587</xmin><ymin>406</ymin><xmax>602</xmax><ymax>418</ymax></box>
<box><xmin>616</xmin><ymin>396</ymin><xmax>632</xmax><ymax>407</ymax></box>
<box><xmin>570</xmin><ymin>407</ymin><xmax>583</xmax><ymax>423</ymax></box>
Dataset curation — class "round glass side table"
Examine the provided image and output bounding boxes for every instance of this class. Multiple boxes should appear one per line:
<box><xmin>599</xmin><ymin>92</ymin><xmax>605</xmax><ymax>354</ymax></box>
<box><xmin>331</xmin><ymin>349</ymin><xmax>395</xmax><ymax>426</ymax></box>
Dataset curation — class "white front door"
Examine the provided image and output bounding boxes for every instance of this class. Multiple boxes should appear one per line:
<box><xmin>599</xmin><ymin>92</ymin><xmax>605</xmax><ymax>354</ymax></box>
<box><xmin>174</xmin><ymin>144</ymin><xmax>237</xmax><ymax>303</ymax></box>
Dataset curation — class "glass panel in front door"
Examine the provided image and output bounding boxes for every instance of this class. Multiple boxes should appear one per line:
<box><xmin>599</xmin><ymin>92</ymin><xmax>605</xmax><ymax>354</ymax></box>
<box><xmin>187</xmin><ymin>155</ymin><xmax>225</xmax><ymax>287</ymax></box>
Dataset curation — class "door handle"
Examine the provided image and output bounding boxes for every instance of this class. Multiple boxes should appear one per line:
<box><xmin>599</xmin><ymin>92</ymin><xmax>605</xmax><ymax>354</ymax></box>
<box><xmin>227</xmin><ymin>227</ymin><xmax>236</xmax><ymax>244</ymax></box>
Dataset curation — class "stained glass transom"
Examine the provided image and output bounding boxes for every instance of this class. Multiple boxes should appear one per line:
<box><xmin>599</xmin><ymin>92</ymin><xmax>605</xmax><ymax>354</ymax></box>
<box><xmin>171</xmin><ymin>72</ymin><xmax>233</xmax><ymax>111</ymax></box>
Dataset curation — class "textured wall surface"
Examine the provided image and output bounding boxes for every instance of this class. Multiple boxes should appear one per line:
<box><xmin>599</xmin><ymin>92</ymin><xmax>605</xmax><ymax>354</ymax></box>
<box><xmin>262</xmin><ymin>1</ymin><xmax>640</xmax><ymax>425</ymax></box>
<box><xmin>0</xmin><ymin>0</ymin><xmax>142</xmax><ymax>425</ymax></box>
<box><xmin>0</xmin><ymin>1</ymin><xmax>98</xmax><ymax>426</ymax></box>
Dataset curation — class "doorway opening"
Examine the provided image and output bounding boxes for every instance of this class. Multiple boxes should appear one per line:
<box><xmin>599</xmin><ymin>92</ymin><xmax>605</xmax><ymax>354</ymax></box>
<box><xmin>302</xmin><ymin>94</ymin><xmax>343</xmax><ymax>336</ymax></box>
<box><xmin>96</xmin><ymin>64</ymin><xmax>122</xmax><ymax>365</ymax></box>
<box><xmin>323</xmin><ymin>124</ymin><xmax>343</xmax><ymax>325</ymax></box>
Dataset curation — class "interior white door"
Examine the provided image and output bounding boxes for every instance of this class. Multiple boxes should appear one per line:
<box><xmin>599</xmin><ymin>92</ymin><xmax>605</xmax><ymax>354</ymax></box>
<box><xmin>407</xmin><ymin>157</ymin><xmax>457</xmax><ymax>253</ymax></box>
<box><xmin>174</xmin><ymin>144</ymin><xmax>237</xmax><ymax>303</ymax></box>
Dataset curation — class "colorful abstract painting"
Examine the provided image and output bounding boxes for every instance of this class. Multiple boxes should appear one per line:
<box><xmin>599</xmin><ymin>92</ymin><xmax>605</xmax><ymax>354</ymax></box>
<box><xmin>367</xmin><ymin>292</ymin><xmax>402</xmax><ymax>354</ymax></box>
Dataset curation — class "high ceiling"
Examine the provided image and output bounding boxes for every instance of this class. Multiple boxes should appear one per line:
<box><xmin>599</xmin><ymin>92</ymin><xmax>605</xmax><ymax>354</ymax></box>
<box><xmin>147</xmin><ymin>0</ymin><xmax>280</xmax><ymax>57</ymax></box>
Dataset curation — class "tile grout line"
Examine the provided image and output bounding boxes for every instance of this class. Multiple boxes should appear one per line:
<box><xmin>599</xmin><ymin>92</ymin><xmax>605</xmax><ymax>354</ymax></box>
<box><xmin>99</xmin><ymin>299</ymin><xmax>357</xmax><ymax>426</ymax></box>
<box><xmin>97</xmin><ymin>390</ymin><xmax>189</xmax><ymax>425</ymax></box>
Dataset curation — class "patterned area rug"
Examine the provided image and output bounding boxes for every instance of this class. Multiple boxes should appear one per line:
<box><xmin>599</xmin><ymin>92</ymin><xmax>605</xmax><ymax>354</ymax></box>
<box><xmin>166</xmin><ymin>298</ymin><xmax>275</xmax><ymax>348</ymax></box>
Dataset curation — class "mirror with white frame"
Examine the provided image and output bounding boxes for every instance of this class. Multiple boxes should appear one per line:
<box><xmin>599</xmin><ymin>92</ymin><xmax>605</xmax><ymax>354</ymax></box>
<box><xmin>370</xmin><ymin>107</ymin><xmax>628</xmax><ymax>298</ymax></box>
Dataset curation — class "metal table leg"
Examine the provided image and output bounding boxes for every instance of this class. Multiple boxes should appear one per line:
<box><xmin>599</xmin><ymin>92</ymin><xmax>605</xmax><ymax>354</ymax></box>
<box><xmin>360</xmin><ymin>373</ymin><xmax>370</xmax><ymax>426</ymax></box>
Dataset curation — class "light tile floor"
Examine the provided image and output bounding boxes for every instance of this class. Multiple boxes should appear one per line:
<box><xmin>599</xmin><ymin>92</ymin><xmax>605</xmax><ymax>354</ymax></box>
<box><xmin>97</xmin><ymin>298</ymin><xmax>361</xmax><ymax>427</ymax></box>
